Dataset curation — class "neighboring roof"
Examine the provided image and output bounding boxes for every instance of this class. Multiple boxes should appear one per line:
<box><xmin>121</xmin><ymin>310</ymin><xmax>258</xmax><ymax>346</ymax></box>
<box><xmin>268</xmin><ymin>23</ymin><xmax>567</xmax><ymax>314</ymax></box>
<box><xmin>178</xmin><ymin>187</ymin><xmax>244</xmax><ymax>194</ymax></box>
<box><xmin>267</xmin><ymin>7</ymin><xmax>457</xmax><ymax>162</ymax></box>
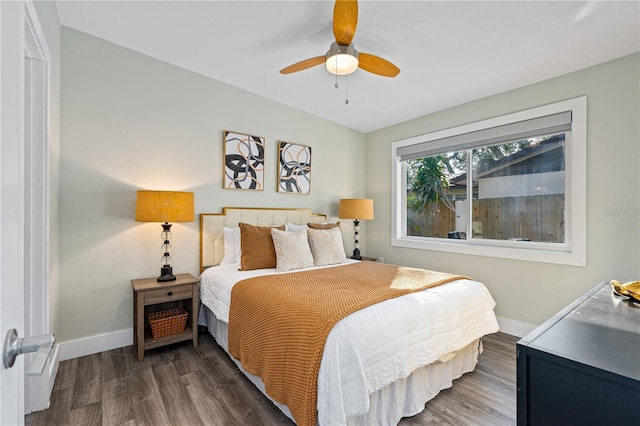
<box><xmin>449</xmin><ymin>135</ymin><xmax>565</xmax><ymax>188</ymax></box>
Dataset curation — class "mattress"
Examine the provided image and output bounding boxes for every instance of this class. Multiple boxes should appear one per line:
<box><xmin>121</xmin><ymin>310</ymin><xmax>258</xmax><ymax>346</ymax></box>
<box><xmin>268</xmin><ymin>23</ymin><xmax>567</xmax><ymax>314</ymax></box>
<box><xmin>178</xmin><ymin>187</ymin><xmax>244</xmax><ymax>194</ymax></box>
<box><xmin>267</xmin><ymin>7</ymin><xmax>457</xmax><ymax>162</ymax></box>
<box><xmin>199</xmin><ymin>261</ymin><xmax>499</xmax><ymax>425</ymax></box>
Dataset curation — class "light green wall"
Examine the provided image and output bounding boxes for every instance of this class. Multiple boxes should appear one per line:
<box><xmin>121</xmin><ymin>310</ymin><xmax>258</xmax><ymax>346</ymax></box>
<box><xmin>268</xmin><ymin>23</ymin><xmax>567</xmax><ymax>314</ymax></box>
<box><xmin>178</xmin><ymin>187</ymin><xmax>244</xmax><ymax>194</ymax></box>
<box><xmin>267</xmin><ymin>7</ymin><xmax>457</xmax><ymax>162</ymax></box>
<box><xmin>58</xmin><ymin>25</ymin><xmax>639</xmax><ymax>341</ymax></box>
<box><xmin>365</xmin><ymin>53</ymin><xmax>640</xmax><ymax>327</ymax></box>
<box><xmin>59</xmin><ymin>28</ymin><xmax>366</xmax><ymax>342</ymax></box>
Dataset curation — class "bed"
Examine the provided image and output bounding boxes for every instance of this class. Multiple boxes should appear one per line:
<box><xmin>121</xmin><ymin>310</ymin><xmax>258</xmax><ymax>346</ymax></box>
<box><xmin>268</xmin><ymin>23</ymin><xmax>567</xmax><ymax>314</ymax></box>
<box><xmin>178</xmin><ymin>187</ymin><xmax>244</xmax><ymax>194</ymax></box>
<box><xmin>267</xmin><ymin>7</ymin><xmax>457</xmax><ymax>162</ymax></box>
<box><xmin>198</xmin><ymin>207</ymin><xmax>499</xmax><ymax>425</ymax></box>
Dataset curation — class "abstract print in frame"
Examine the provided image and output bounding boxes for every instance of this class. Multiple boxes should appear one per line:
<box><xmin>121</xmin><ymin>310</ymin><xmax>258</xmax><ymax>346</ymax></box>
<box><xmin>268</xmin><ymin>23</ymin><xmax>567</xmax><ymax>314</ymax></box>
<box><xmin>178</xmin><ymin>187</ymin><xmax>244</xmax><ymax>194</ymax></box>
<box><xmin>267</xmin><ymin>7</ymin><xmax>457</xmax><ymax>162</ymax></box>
<box><xmin>278</xmin><ymin>141</ymin><xmax>311</xmax><ymax>194</ymax></box>
<box><xmin>224</xmin><ymin>130</ymin><xmax>265</xmax><ymax>191</ymax></box>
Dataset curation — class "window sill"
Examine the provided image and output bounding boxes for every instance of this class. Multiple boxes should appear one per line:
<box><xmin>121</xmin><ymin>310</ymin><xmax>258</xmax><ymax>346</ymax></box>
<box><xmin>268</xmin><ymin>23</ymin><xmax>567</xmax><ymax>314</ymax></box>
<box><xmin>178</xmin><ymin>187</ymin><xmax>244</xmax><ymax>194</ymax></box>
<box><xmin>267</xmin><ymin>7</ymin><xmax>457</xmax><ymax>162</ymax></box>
<box><xmin>392</xmin><ymin>236</ymin><xmax>585</xmax><ymax>266</ymax></box>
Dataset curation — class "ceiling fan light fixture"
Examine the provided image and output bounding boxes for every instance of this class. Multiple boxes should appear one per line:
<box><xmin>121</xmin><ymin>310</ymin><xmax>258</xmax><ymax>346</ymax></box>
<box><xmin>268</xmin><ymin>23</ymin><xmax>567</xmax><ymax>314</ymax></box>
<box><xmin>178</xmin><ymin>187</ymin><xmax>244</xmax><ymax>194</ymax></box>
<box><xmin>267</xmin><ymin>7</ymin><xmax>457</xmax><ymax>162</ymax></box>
<box><xmin>325</xmin><ymin>42</ymin><xmax>359</xmax><ymax>75</ymax></box>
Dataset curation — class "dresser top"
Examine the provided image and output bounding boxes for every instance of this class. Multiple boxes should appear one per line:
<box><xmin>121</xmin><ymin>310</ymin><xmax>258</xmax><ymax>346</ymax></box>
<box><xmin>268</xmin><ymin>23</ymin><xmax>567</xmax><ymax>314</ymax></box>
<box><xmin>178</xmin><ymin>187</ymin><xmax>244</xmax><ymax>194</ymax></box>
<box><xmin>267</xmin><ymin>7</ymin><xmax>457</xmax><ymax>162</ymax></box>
<box><xmin>519</xmin><ymin>281</ymin><xmax>640</xmax><ymax>381</ymax></box>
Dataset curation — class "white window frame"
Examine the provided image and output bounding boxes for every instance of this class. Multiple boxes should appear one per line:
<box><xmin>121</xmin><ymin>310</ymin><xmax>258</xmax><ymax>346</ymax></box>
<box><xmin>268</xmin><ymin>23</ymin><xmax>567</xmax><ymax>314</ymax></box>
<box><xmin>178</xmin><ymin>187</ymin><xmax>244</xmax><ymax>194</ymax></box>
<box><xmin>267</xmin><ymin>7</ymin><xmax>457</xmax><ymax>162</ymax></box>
<box><xmin>391</xmin><ymin>97</ymin><xmax>586</xmax><ymax>266</ymax></box>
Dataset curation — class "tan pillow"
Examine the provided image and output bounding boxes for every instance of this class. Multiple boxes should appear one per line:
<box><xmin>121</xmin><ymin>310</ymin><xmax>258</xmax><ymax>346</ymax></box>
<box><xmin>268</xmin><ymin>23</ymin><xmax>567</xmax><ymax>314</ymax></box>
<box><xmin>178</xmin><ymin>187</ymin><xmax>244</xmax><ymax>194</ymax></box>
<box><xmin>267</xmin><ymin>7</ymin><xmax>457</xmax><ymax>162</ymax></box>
<box><xmin>307</xmin><ymin>221</ymin><xmax>341</xmax><ymax>229</ymax></box>
<box><xmin>239</xmin><ymin>222</ymin><xmax>285</xmax><ymax>271</ymax></box>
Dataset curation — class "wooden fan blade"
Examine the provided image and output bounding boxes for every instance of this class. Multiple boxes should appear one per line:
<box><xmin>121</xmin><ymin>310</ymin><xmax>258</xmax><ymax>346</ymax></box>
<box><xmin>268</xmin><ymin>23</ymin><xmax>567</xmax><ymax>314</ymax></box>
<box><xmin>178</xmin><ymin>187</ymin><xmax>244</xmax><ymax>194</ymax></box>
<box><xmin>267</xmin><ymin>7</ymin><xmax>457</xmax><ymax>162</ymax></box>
<box><xmin>279</xmin><ymin>56</ymin><xmax>326</xmax><ymax>74</ymax></box>
<box><xmin>358</xmin><ymin>53</ymin><xmax>400</xmax><ymax>77</ymax></box>
<box><xmin>333</xmin><ymin>0</ymin><xmax>358</xmax><ymax>46</ymax></box>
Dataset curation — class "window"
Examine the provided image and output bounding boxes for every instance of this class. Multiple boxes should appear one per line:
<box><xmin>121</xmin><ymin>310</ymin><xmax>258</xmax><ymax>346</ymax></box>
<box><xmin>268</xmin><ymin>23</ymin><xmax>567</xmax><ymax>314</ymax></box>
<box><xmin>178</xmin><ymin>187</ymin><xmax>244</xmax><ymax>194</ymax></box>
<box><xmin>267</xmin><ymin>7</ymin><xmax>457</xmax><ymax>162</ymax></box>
<box><xmin>391</xmin><ymin>97</ymin><xmax>586</xmax><ymax>266</ymax></box>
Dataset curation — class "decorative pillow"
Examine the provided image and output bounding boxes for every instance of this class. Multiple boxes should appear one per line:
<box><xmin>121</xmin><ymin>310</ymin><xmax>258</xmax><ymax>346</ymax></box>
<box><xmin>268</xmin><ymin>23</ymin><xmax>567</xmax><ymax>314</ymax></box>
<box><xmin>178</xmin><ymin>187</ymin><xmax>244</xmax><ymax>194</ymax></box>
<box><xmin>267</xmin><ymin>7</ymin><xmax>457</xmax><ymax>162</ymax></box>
<box><xmin>307</xmin><ymin>227</ymin><xmax>347</xmax><ymax>266</ymax></box>
<box><xmin>285</xmin><ymin>223</ymin><xmax>308</xmax><ymax>232</ymax></box>
<box><xmin>220</xmin><ymin>226</ymin><xmax>241</xmax><ymax>265</ymax></box>
<box><xmin>239</xmin><ymin>222</ymin><xmax>285</xmax><ymax>271</ymax></box>
<box><xmin>271</xmin><ymin>228</ymin><xmax>314</xmax><ymax>272</ymax></box>
<box><xmin>307</xmin><ymin>221</ymin><xmax>341</xmax><ymax>229</ymax></box>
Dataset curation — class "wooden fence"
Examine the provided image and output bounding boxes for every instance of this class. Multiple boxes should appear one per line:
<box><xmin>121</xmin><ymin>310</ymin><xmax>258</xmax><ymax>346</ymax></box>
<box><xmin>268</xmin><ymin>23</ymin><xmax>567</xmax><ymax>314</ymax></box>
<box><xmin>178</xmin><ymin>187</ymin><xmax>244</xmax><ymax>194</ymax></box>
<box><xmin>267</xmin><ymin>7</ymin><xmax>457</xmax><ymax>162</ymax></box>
<box><xmin>407</xmin><ymin>202</ymin><xmax>455</xmax><ymax>239</ymax></box>
<box><xmin>407</xmin><ymin>194</ymin><xmax>565</xmax><ymax>243</ymax></box>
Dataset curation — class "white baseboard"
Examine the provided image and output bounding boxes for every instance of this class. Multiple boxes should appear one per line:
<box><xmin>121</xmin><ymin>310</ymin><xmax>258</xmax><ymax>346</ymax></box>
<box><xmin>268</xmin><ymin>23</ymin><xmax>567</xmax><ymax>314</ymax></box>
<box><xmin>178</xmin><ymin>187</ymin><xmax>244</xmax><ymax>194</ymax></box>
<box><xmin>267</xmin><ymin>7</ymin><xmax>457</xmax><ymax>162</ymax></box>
<box><xmin>496</xmin><ymin>316</ymin><xmax>537</xmax><ymax>338</ymax></box>
<box><xmin>58</xmin><ymin>328</ymin><xmax>133</xmax><ymax>361</ymax></box>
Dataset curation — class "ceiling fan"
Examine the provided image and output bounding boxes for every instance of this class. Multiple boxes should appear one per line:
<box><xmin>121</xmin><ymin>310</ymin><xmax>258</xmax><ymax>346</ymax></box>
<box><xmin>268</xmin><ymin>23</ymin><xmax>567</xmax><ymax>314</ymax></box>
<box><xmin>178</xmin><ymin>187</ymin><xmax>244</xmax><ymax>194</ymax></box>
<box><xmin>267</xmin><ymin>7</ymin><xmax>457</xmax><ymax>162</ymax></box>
<box><xmin>279</xmin><ymin>0</ymin><xmax>400</xmax><ymax>78</ymax></box>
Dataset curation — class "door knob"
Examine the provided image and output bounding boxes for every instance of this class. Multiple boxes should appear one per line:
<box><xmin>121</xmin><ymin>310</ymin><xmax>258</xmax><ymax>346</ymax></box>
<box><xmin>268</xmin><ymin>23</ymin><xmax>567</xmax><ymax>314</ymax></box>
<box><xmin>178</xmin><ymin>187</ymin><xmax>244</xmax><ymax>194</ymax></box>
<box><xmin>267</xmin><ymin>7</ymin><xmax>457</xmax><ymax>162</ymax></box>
<box><xmin>3</xmin><ymin>328</ymin><xmax>55</xmax><ymax>375</ymax></box>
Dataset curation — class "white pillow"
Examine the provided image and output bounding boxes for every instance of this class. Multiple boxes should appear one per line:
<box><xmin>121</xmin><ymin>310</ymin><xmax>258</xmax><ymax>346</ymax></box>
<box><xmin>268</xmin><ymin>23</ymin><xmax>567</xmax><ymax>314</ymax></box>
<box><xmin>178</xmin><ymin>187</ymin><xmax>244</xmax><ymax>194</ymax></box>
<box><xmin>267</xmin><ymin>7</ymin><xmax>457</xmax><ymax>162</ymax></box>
<box><xmin>271</xmin><ymin>228</ymin><xmax>314</xmax><ymax>272</ymax></box>
<box><xmin>285</xmin><ymin>223</ymin><xmax>308</xmax><ymax>232</ymax></box>
<box><xmin>220</xmin><ymin>226</ymin><xmax>241</xmax><ymax>265</ymax></box>
<box><xmin>307</xmin><ymin>227</ymin><xmax>347</xmax><ymax>266</ymax></box>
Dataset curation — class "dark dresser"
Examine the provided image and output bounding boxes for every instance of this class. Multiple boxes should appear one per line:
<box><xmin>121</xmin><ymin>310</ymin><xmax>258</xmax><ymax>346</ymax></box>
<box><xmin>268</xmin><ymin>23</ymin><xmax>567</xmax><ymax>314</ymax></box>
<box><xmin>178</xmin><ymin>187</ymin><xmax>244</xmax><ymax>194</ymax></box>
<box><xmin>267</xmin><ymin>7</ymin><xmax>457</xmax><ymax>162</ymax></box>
<box><xmin>517</xmin><ymin>281</ymin><xmax>640</xmax><ymax>426</ymax></box>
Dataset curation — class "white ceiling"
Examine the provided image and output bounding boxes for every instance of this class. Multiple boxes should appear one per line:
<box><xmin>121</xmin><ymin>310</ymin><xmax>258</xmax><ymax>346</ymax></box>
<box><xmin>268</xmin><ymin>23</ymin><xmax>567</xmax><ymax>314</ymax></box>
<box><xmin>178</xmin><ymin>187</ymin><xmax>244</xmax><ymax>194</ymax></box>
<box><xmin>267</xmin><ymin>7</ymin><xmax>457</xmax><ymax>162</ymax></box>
<box><xmin>55</xmin><ymin>1</ymin><xmax>640</xmax><ymax>133</ymax></box>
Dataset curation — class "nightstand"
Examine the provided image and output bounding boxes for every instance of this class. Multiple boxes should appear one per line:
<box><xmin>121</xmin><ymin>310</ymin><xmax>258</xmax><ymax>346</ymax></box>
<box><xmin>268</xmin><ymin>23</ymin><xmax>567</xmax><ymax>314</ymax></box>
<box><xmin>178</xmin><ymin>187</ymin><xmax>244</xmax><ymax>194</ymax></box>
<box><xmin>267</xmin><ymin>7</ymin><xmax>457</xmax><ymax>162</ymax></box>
<box><xmin>131</xmin><ymin>273</ymin><xmax>199</xmax><ymax>361</ymax></box>
<box><xmin>360</xmin><ymin>256</ymin><xmax>378</xmax><ymax>262</ymax></box>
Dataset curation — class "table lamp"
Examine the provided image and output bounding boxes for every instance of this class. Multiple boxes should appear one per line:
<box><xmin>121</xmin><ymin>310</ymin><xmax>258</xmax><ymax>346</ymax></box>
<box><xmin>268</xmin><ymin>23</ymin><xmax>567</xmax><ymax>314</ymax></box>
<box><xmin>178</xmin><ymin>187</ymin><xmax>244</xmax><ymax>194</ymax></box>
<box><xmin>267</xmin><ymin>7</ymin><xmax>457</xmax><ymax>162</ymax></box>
<box><xmin>339</xmin><ymin>198</ymin><xmax>374</xmax><ymax>260</ymax></box>
<box><xmin>135</xmin><ymin>190</ymin><xmax>194</xmax><ymax>282</ymax></box>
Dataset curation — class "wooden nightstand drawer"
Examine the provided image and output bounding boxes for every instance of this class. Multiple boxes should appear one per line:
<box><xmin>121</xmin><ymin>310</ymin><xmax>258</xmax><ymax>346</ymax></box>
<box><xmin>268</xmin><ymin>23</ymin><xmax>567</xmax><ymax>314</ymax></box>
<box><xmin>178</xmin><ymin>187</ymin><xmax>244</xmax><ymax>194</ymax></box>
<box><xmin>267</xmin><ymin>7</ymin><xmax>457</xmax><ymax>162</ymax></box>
<box><xmin>144</xmin><ymin>285</ymin><xmax>193</xmax><ymax>304</ymax></box>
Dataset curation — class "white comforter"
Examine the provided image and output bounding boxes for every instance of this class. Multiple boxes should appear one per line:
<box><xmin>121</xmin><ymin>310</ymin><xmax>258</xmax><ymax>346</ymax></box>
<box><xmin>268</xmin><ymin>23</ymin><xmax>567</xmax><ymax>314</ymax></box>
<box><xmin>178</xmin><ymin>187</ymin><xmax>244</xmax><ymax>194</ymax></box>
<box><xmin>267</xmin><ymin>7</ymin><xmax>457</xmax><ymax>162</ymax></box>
<box><xmin>200</xmin><ymin>261</ymin><xmax>499</xmax><ymax>425</ymax></box>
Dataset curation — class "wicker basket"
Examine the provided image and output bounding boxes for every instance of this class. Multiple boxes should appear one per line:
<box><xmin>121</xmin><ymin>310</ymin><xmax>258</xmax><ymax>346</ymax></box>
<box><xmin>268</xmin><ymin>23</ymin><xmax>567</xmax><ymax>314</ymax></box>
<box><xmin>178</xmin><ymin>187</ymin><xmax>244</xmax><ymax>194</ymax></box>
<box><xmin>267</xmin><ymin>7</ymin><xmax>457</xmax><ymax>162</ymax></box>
<box><xmin>147</xmin><ymin>308</ymin><xmax>188</xmax><ymax>339</ymax></box>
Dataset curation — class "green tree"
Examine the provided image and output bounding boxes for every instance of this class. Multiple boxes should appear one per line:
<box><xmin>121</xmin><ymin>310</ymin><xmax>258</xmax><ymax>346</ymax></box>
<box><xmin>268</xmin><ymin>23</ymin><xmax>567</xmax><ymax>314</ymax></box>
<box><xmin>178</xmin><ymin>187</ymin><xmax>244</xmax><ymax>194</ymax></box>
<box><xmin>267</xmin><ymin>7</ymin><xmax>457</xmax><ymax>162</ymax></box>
<box><xmin>407</xmin><ymin>155</ymin><xmax>450</xmax><ymax>211</ymax></box>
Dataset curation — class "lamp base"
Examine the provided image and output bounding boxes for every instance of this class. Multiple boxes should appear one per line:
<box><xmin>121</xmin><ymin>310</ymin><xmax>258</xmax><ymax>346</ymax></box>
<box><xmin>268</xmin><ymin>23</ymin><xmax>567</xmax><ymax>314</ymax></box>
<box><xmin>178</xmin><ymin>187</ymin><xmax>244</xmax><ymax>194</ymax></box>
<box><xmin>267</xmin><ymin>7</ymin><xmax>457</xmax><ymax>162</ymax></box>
<box><xmin>157</xmin><ymin>275</ymin><xmax>176</xmax><ymax>282</ymax></box>
<box><xmin>351</xmin><ymin>248</ymin><xmax>362</xmax><ymax>260</ymax></box>
<box><xmin>157</xmin><ymin>265</ymin><xmax>176</xmax><ymax>282</ymax></box>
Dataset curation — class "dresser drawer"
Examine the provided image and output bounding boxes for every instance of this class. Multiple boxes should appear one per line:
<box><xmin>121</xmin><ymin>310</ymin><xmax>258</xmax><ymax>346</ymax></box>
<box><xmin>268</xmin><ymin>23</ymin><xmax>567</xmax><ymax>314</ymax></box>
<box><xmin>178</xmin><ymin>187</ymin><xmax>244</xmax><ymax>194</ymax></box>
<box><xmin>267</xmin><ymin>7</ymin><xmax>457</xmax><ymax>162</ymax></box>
<box><xmin>143</xmin><ymin>285</ymin><xmax>194</xmax><ymax>304</ymax></box>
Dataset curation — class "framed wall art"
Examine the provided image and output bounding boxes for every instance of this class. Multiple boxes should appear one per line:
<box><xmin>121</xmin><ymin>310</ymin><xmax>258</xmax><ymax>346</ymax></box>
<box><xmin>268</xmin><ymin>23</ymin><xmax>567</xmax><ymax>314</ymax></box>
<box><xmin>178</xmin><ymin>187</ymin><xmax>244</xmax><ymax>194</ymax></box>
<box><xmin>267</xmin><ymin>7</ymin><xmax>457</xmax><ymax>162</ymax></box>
<box><xmin>223</xmin><ymin>130</ymin><xmax>265</xmax><ymax>191</ymax></box>
<box><xmin>277</xmin><ymin>141</ymin><xmax>311</xmax><ymax>194</ymax></box>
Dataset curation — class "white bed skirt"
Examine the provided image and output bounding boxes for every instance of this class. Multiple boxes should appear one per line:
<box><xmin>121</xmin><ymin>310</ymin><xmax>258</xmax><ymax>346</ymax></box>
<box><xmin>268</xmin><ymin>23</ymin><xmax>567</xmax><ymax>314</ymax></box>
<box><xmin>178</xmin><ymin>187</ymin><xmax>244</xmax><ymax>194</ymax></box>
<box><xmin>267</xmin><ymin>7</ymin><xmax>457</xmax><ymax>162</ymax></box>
<box><xmin>199</xmin><ymin>306</ymin><xmax>482</xmax><ymax>425</ymax></box>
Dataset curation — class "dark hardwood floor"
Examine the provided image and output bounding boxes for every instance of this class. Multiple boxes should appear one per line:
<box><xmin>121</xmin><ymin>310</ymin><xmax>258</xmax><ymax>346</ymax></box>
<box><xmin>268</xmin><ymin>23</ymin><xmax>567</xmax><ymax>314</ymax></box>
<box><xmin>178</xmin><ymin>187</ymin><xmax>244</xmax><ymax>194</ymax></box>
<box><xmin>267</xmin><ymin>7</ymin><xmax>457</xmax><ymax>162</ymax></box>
<box><xmin>26</xmin><ymin>332</ymin><xmax>518</xmax><ymax>426</ymax></box>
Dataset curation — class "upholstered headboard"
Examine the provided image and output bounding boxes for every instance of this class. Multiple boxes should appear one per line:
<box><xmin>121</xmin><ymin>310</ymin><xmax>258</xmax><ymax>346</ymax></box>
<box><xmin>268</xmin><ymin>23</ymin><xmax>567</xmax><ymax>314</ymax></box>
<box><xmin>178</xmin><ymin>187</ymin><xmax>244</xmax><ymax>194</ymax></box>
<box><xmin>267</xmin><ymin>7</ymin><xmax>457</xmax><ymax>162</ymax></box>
<box><xmin>200</xmin><ymin>207</ymin><xmax>327</xmax><ymax>272</ymax></box>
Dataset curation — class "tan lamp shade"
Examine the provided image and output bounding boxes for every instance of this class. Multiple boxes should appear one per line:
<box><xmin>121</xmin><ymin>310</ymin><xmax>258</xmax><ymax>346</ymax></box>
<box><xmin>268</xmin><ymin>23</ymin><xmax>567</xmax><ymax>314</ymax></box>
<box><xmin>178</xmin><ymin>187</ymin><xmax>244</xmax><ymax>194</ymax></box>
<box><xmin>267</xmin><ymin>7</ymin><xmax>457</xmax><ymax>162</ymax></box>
<box><xmin>339</xmin><ymin>198</ymin><xmax>374</xmax><ymax>220</ymax></box>
<box><xmin>135</xmin><ymin>190</ymin><xmax>194</xmax><ymax>222</ymax></box>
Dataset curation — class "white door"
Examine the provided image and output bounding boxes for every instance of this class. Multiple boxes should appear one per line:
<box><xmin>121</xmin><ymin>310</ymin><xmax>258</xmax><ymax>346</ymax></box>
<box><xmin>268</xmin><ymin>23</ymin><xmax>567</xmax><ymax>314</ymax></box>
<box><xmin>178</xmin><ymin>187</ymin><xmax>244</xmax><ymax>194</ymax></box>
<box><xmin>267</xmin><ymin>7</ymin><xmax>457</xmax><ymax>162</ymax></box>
<box><xmin>1</xmin><ymin>0</ymin><xmax>28</xmax><ymax>423</ymax></box>
<box><xmin>1</xmin><ymin>1</ymin><xmax>51</xmax><ymax>423</ymax></box>
<box><xmin>23</xmin><ymin>0</ymin><xmax>52</xmax><ymax>414</ymax></box>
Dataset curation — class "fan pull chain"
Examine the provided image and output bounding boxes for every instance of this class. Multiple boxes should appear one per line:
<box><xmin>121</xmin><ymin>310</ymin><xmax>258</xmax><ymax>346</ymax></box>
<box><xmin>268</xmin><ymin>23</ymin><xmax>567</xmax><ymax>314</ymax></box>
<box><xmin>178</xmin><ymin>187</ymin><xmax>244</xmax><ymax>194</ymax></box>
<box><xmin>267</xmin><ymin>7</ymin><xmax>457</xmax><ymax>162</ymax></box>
<box><xmin>334</xmin><ymin>55</ymin><xmax>339</xmax><ymax>89</ymax></box>
<box><xmin>345</xmin><ymin>75</ymin><xmax>349</xmax><ymax>105</ymax></box>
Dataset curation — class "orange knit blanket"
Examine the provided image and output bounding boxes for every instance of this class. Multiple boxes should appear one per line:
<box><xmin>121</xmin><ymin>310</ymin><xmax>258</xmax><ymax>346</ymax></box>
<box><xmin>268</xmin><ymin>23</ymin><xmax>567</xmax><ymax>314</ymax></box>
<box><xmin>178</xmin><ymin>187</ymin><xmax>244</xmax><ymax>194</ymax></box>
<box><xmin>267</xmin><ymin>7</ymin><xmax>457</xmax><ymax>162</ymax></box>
<box><xmin>227</xmin><ymin>261</ymin><xmax>468</xmax><ymax>426</ymax></box>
